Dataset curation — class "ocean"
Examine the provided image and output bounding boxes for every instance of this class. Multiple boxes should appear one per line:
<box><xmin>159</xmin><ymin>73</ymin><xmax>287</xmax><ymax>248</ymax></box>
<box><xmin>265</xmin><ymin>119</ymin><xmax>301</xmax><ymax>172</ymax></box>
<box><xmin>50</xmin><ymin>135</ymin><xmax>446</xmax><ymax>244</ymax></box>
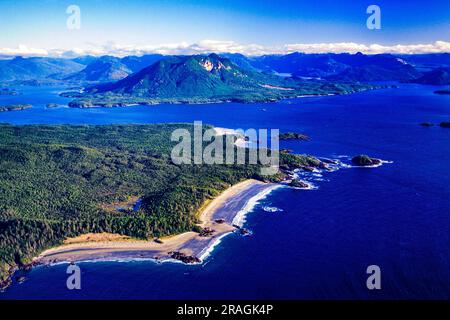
<box><xmin>1</xmin><ymin>83</ymin><xmax>449</xmax><ymax>299</ymax></box>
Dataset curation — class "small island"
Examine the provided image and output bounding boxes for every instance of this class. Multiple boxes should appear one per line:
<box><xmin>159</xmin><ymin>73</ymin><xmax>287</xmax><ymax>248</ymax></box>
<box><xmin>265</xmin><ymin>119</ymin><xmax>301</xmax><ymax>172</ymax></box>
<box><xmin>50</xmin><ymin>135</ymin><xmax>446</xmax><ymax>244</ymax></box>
<box><xmin>440</xmin><ymin>122</ymin><xmax>450</xmax><ymax>128</ymax></box>
<box><xmin>0</xmin><ymin>88</ymin><xmax>20</xmax><ymax>96</ymax></box>
<box><xmin>0</xmin><ymin>104</ymin><xmax>32</xmax><ymax>112</ymax></box>
<box><xmin>351</xmin><ymin>154</ymin><xmax>382</xmax><ymax>167</ymax></box>
<box><xmin>46</xmin><ymin>103</ymin><xmax>63</xmax><ymax>109</ymax></box>
<box><xmin>278</xmin><ymin>132</ymin><xmax>310</xmax><ymax>141</ymax></box>
<box><xmin>434</xmin><ymin>89</ymin><xmax>450</xmax><ymax>95</ymax></box>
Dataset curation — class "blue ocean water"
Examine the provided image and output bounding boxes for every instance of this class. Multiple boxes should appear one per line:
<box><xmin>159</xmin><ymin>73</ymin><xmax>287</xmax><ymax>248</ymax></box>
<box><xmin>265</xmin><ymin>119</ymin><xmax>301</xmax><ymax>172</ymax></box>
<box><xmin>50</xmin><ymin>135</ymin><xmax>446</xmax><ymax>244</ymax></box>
<box><xmin>1</xmin><ymin>84</ymin><xmax>450</xmax><ymax>299</ymax></box>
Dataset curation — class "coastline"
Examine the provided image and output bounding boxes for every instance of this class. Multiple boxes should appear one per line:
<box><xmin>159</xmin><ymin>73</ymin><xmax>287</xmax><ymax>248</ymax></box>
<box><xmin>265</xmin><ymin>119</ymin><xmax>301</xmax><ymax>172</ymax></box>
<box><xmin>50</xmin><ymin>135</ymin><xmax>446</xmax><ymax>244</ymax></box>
<box><xmin>35</xmin><ymin>179</ymin><xmax>280</xmax><ymax>265</ymax></box>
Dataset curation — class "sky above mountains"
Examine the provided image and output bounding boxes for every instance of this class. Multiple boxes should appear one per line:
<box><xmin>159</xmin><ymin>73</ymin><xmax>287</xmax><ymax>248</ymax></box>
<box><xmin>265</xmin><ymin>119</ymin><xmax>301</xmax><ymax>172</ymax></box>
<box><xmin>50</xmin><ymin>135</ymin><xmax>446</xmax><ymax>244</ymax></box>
<box><xmin>0</xmin><ymin>0</ymin><xmax>449</xmax><ymax>57</ymax></box>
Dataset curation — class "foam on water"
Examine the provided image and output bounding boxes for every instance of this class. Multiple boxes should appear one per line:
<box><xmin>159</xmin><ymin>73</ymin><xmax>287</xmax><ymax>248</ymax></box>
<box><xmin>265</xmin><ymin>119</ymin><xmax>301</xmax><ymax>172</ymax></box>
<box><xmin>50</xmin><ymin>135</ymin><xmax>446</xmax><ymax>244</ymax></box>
<box><xmin>262</xmin><ymin>206</ymin><xmax>284</xmax><ymax>213</ymax></box>
<box><xmin>231</xmin><ymin>185</ymin><xmax>283</xmax><ymax>227</ymax></box>
<box><xmin>198</xmin><ymin>232</ymin><xmax>233</xmax><ymax>262</ymax></box>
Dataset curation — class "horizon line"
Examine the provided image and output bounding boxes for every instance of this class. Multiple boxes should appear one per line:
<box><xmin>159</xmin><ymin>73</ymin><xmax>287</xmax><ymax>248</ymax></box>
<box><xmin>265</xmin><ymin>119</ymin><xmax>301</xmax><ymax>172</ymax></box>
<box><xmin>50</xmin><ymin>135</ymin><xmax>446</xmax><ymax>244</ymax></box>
<box><xmin>1</xmin><ymin>40</ymin><xmax>449</xmax><ymax>59</ymax></box>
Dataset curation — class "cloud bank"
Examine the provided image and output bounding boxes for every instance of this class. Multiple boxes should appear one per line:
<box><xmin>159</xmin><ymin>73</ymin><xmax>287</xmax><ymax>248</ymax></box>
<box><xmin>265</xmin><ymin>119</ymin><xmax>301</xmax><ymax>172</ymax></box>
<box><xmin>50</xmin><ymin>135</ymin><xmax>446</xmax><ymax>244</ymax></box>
<box><xmin>1</xmin><ymin>40</ymin><xmax>449</xmax><ymax>58</ymax></box>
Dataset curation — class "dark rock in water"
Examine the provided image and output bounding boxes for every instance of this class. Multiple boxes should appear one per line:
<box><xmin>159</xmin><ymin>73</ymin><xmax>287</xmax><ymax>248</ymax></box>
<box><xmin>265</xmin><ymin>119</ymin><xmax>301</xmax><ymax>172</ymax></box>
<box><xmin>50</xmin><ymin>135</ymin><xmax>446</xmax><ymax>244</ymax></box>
<box><xmin>318</xmin><ymin>157</ymin><xmax>338</xmax><ymax>165</ymax></box>
<box><xmin>278</xmin><ymin>132</ymin><xmax>310</xmax><ymax>141</ymax></box>
<box><xmin>280</xmin><ymin>149</ymin><xmax>293</xmax><ymax>154</ymax></box>
<box><xmin>46</xmin><ymin>103</ymin><xmax>63</xmax><ymax>109</ymax></box>
<box><xmin>352</xmin><ymin>155</ymin><xmax>382</xmax><ymax>166</ymax></box>
<box><xmin>289</xmin><ymin>179</ymin><xmax>310</xmax><ymax>189</ymax></box>
<box><xmin>440</xmin><ymin>122</ymin><xmax>450</xmax><ymax>128</ymax></box>
<box><xmin>199</xmin><ymin>227</ymin><xmax>215</xmax><ymax>237</ymax></box>
<box><xmin>435</xmin><ymin>89</ymin><xmax>450</xmax><ymax>95</ymax></box>
<box><xmin>236</xmin><ymin>228</ymin><xmax>252</xmax><ymax>237</ymax></box>
<box><xmin>170</xmin><ymin>251</ymin><xmax>201</xmax><ymax>264</ymax></box>
<box><xmin>420</xmin><ymin>122</ymin><xmax>434</xmax><ymax>127</ymax></box>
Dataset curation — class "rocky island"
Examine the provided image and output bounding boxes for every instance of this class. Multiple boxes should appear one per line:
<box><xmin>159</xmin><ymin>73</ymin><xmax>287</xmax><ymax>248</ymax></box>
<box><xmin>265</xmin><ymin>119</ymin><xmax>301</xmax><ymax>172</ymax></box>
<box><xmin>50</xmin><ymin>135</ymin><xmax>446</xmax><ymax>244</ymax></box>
<box><xmin>351</xmin><ymin>155</ymin><xmax>382</xmax><ymax>167</ymax></box>
<box><xmin>0</xmin><ymin>88</ymin><xmax>19</xmax><ymax>96</ymax></box>
<box><xmin>0</xmin><ymin>104</ymin><xmax>32</xmax><ymax>112</ymax></box>
<box><xmin>278</xmin><ymin>132</ymin><xmax>310</xmax><ymax>141</ymax></box>
<box><xmin>434</xmin><ymin>89</ymin><xmax>450</xmax><ymax>95</ymax></box>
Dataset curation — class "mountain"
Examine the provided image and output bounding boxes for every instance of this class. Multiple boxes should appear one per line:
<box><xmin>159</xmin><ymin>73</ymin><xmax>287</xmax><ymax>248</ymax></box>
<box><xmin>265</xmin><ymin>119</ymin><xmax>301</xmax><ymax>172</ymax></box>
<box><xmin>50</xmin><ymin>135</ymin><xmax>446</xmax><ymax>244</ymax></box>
<box><xmin>67</xmin><ymin>53</ymin><xmax>376</xmax><ymax>107</ymax></box>
<box><xmin>257</xmin><ymin>52</ymin><xmax>347</xmax><ymax>77</ymax></box>
<box><xmin>325</xmin><ymin>54</ymin><xmax>421</xmax><ymax>81</ymax></box>
<box><xmin>71</xmin><ymin>55</ymin><xmax>98</xmax><ymax>66</ymax></box>
<box><xmin>400</xmin><ymin>53</ymin><xmax>450</xmax><ymax>70</ymax></box>
<box><xmin>65</xmin><ymin>56</ymin><xmax>132</xmax><ymax>82</ymax></box>
<box><xmin>120</xmin><ymin>54</ymin><xmax>165</xmax><ymax>72</ymax></box>
<box><xmin>410</xmin><ymin>67</ymin><xmax>450</xmax><ymax>85</ymax></box>
<box><xmin>87</xmin><ymin>53</ymin><xmax>280</xmax><ymax>98</ymax></box>
<box><xmin>254</xmin><ymin>52</ymin><xmax>421</xmax><ymax>81</ymax></box>
<box><xmin>0</xmin><ymin>56</ymin><xmax>84</xmax><ymax>81</ymax></box>
<box><xmin>221</xmin><ymin>53</ymin><xmax>271</xmax><ymax>73</ymax></box>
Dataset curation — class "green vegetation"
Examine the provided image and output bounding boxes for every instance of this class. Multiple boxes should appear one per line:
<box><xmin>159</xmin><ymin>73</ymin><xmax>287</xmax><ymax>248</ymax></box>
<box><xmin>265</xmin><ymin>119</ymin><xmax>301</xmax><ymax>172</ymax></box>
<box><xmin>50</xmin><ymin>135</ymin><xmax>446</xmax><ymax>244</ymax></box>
<box><xmin>0</xmin><ymin>104</ymin><xmax>32</xmax><ymax>112</ymax></box>
<box><xmin>64</xmin><ymin>54</ymin><xmax>377</xmax><ymax>107</ymax></box>
<box><xmin>0</xmin><ymin>123</ymin><xmax>318</xmax><ymax>286</ymax></box>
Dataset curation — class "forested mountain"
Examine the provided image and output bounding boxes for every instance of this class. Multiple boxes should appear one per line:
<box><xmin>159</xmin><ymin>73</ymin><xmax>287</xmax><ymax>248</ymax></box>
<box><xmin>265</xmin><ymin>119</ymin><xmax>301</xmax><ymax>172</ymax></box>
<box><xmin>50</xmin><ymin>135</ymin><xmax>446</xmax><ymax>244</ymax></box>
<box><xmin>0</xmin><ymin>56</ymin><xmax>84</xmax><ymax>81</ymax></box>
<box><xmin>65</xmin><ymin>56</ymin><xmax>132</xmax><ymax>82</ymax></box>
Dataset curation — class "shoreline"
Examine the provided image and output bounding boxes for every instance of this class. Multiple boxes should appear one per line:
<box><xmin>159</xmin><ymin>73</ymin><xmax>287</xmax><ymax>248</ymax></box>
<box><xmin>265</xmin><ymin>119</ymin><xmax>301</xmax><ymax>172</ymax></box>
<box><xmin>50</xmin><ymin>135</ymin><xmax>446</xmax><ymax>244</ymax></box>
<box><xmin>35</xmin><ymin>179</ymin><xmax>280</xmax><ymax>266</ymax></box>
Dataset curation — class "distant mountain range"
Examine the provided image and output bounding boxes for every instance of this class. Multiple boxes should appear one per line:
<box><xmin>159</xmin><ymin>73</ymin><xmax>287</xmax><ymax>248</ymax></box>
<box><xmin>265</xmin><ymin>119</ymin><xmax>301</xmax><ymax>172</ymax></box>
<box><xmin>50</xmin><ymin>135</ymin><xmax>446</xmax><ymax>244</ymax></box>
<box><xmin>0</xmin><ymin>56</ymin><xmax>84</xmax><ymax>81</ymax></box>
<box><xmin>0</xmin><ymin>54</ymin><xmax>165</xmax><ymax>83</ymax></box>
<box><xmin>250</xmin><ymin>52</ymin><xmax>422</xmax><ymax>81</ymax></box>
<box><xmin>410</xmin><ymin>67</ymin><xmax>450</xmax><ymax>85</ymax></box>
<box><xmin>1</xmin><ymin>52</ymin><xmax>449</xmax><ymax>88</ymax></box>
<box><xmin>65</xmin><ymin>53</ymin><xmax>376</xmax><ymax>107</ymax></box>
<box><xmin>87</xmin><ymin>54</ymin><xmax>273</xmax><ymax>98</ymax></box>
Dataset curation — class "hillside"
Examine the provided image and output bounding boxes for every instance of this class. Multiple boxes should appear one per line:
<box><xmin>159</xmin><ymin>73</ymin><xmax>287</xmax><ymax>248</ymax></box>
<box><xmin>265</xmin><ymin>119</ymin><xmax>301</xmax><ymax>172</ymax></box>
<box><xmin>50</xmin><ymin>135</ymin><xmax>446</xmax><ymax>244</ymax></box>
<box><xmin>120</xmin><ymin>54</ymin><xmax>165</xmax><ymax>72</ymax></box>
<box><xmin>65</xmin><ymin>56</ymin><xmax>132</xmax><ymax>82</ymax></box>
<box><xmin>67</xmin><ymin>54</ymin><xmax>375</xmax><ymax>106</ymax></box>
<box><xmin>410</xmin><ymin>67</ymin><xmax>450</xmax><ymax>85</ymax></box>
<box><xmin>0</xmin><ymin>56</ymin><xmax>84</xmax><ymax>81</ymax></box>
<box><xmin>0</xmin><ymin>123</ymin><xmax>320</xmax><ymax>288</ymax></box>
<box><xmin>0</xmin><ymin>124</ymin><xmax>266</xmax><ymax>287</ymax></box>
<box><xmin>255</xmin><ymin>52</ymin><xmax>421</xmax><ymax>81</ymax></box>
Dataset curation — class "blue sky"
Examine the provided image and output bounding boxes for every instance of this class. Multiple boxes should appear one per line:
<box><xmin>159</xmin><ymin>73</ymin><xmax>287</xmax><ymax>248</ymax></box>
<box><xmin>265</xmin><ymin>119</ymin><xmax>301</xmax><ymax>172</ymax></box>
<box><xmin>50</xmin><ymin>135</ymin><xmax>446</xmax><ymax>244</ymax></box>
<box><xmin>0</xmin><ymin>0</ymin><xmax>449</xmax><ymax>56</ymax></box>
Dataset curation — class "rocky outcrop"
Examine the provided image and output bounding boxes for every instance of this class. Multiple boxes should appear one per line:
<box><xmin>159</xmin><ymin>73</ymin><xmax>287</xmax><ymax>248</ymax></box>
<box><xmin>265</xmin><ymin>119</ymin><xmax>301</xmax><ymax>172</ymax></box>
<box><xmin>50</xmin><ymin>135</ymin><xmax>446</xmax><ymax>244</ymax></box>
<box><xmin>169</xmin><ymin>251</ymin><xmax>201</xmax><ymax>264</ymax></box>
<box><xmin>351</xmin><ymin>155</ymin><xmax>382</xmax><ymax>166</ymax></box>
<box><xmin>289</xmin><ymin>179</ymin><xmax>310</xmax><ymax>189</ymax></box>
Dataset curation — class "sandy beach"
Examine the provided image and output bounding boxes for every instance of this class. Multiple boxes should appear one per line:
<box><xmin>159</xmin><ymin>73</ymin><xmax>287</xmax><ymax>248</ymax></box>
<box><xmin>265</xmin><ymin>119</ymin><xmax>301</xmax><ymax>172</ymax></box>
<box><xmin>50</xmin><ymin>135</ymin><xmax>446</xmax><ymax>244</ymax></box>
<box><xmin>36</xmin><ymin>179</ymin><xmax>279</xmax><ymax>264</ymax></box>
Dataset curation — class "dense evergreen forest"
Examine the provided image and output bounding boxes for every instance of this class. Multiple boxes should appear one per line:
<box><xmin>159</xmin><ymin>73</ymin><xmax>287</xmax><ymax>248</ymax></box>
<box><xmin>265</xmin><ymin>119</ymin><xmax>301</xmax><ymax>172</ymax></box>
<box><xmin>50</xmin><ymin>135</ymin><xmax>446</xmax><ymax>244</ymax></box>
<box><xmin>0</xmin><ymin>123</ymin><xmax>320</xmax><ymax>285</ymax></box>
<box><xmin>0</xmin><ymin>124</ymin><xmax>253</xmax><ymax>283</ymax></box>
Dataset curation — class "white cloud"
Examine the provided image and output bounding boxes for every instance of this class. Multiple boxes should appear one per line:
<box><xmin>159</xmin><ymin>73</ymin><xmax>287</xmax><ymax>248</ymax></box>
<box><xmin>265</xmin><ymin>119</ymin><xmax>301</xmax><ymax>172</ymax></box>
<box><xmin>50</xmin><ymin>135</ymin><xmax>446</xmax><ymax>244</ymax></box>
<box><xmin>1</xmin><ymin>40</ymin><xmax>449</xmax><ymax>58</ymax></box>
<box><xmin>0</xmin><ymin>44</ymin><xmax>49</xmax><ymax>57</ymax></box>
